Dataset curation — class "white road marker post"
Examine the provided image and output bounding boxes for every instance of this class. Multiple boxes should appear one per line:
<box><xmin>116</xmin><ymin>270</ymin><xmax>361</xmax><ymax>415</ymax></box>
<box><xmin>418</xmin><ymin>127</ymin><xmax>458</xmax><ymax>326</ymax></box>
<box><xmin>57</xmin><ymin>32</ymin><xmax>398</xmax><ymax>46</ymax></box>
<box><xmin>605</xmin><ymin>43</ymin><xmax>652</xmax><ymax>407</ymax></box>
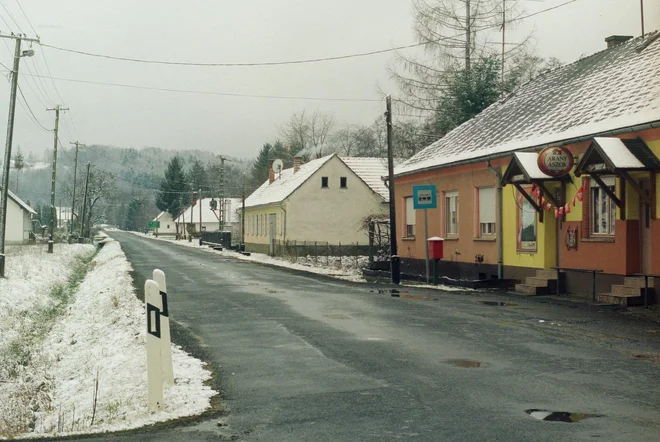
<box><xmin>153</xmin><ymin>269</ymin><xmax>174</xmax><ymax>385</ymax></box>
<box><xmin>145</xmin><ymin>279</ymin><xmax>163</xmax><ymax>411</ymax></box>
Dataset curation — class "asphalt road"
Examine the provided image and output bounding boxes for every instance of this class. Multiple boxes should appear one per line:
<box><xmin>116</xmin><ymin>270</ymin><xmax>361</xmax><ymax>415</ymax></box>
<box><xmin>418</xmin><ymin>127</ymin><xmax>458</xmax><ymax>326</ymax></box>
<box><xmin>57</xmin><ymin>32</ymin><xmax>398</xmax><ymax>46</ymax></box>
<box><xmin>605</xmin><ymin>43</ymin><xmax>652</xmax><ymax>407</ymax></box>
<box><xmin>57</xmin><ymin>231</ymin><xmax>660</xmax><ymax>441</ymax></box>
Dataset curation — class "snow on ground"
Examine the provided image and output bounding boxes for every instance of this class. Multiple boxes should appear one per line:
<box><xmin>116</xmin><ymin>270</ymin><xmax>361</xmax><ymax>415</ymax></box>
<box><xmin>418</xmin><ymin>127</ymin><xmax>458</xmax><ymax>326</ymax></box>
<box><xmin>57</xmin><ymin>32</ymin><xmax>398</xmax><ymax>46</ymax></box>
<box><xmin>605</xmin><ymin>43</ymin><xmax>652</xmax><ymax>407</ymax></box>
<box><xmin>402</xmin><ymin>282</ymin><xmax>475</xmax><ymax>293</ymax></box>
<box><xmin>128</xmin><ymin>232</ymin><xmax>369</xmax><ymax>283</ymax></box>
<box><xmin>0</xmin><ymin>238</ymin><xmax>216</xmax><ymax>439</ymax></box>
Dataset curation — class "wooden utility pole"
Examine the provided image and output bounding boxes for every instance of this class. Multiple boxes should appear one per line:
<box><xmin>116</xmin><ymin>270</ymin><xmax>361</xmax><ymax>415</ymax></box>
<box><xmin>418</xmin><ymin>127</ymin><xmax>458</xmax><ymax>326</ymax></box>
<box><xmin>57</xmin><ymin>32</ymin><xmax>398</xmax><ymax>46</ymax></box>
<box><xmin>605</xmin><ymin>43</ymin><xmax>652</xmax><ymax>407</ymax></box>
<box><xmin>198</xmin><ymin>189</ymin><xmax>203</xmax><ymax>245</ymax></box>
<box><xmin>501</xmin><ymin>0</ymin><xmax>506</xmax><ymax>95</ymax></box>
<box><xmin>79</xmin><ymin>162</ymin><xmax>91</xmax><ymax>242</ymax></box>
<box><xmin>0</xmin><ymin>33</ymin><xmax>39</xmax><ymax>277</ymax></box>
<box><xmin>385</xmin><ymin>96</ymin><xmax>400</xmax><ymax>284</ymax></box>
<box><xmin>46</xmin><ymin>105</ymin><xmax>69</xmax><ymax>253</ymax></box>
<box><xmin>465</xmin><ymin>0</ymin><xmax>471</xmax><ymax>71</ymax></box>
<box><xmin>241</xmin><ymin>173</ymin><xmax>246</xmax><ymax>251</ymax></box>
<box><xmin>69</xmin><ymin>141</ymin><xmax>82</xmax><ymax>241</ymax></box>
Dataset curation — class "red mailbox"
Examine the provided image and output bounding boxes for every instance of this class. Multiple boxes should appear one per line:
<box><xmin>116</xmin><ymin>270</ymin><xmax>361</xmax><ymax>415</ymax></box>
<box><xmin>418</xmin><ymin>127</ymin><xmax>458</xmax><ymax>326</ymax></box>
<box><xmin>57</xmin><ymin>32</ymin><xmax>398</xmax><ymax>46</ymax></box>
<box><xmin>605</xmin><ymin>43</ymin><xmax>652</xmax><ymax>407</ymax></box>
<box><xmin>428</xmin><ymin>237</ymin><xmax>444</xmax><ymax>260</ymax></box>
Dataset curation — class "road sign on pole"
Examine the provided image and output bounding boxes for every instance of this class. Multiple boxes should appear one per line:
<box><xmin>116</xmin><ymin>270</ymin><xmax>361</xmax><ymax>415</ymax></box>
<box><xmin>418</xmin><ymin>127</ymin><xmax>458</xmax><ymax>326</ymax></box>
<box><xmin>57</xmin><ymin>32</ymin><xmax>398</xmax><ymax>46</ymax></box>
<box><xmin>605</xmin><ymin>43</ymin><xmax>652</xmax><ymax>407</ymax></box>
<box><xmin>413</xmin><ymin>185</ymin><xmax>437</xmax><ymax>210</ymax></box>
<box><xmin>147</xmin><ymin>221</ymin><xmax>160</xmax><ymax>230</ymax></box>
<box><xmin>413</xmin><ymin>185</ymin><xmax>437</xmax><ymax>282</ymax></box>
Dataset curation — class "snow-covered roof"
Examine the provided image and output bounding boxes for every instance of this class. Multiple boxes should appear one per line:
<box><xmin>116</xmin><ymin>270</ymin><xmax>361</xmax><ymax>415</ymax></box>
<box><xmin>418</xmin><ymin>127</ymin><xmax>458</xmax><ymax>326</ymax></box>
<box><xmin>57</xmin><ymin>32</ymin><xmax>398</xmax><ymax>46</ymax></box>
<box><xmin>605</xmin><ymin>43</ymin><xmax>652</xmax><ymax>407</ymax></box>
<box><xmin>175</xmin><ymin>197</ymin><xmax>242</xmax><ymax>224</ymax></box>
<box><xmin>3</xmin><ymin>188</ymin><xmax>36</xmax><ymax>215</ymax></box>
<box><xmin>395</xmin><ymin>32</ymin><xmax>660</xmax><ymax>177</ymax></box>
<box><xmin>340</xmin><ymin>157</ymin><xmax>391</xmax><ymax>201</ymax></box>
<box><xmin>245</xmin><ymin>155</ymin><xmax>335</xmax><ymax>208</ymax></box>
<box><xmin>592</xmin><ymin>137</ymin><xmax>645</xmax><ymax>168</ymax></box>
<box><xmin>154</xmin><ymin>211</ymin><xmax>173</xmax><ymax>222</ymax></box>
<box><xmin>514</xmin><ymin>152</ymin><xmax>553</xmax><ymax>180</ymax></box>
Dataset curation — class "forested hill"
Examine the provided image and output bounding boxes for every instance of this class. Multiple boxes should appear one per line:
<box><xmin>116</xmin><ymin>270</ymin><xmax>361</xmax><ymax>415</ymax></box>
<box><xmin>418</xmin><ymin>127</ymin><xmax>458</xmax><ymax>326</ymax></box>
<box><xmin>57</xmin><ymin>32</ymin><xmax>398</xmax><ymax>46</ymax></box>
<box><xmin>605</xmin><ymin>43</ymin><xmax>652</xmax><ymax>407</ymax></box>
<box><xmin>10</xmin><ymin>144</ymin><xmax>250</xmax><ymax>228</ymax></box>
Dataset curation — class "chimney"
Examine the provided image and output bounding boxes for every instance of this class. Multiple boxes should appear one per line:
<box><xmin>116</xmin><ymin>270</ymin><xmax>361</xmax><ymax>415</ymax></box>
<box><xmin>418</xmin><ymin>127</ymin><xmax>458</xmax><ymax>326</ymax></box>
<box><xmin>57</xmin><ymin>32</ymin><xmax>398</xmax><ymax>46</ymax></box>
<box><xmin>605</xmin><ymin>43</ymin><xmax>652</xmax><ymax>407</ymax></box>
<box><xmin>293</xmin><ymin>156</ymin><xmax>302</xmax><ymax>173</ymax></box>
<box><xmin>268</xmin><ymin>166</ymin><xmax>275</xmax><ymax>184</ymax></box>
<box><xmin>605</xmin><ymin>35</ymin><xmax>633</xmax><ymax>49</ymax></box>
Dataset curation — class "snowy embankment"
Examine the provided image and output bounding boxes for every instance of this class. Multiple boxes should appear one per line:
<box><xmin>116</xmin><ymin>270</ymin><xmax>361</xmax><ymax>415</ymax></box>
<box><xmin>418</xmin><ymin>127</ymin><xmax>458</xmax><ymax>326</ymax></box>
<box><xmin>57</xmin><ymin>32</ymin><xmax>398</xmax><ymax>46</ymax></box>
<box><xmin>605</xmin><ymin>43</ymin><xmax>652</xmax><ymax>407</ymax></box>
<box><xmin>0</xmin><ymin>239</ymin><xmax>216</xmax><ymax>439</ymax></box>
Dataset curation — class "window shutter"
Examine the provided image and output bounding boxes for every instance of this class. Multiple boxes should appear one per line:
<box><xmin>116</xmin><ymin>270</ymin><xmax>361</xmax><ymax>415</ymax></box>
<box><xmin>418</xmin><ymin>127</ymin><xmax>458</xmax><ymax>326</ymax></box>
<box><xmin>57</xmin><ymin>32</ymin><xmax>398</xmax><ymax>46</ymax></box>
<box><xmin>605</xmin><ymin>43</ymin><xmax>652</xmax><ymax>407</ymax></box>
<box><xmin>479</xmin><ymin>188</ymin><xmax>496</xmax><ymax>224</ymax></box>
<box><xmin>406</xmin><ymin>197</ymin><xmax>415</xmax><ymax>225</ymax></box>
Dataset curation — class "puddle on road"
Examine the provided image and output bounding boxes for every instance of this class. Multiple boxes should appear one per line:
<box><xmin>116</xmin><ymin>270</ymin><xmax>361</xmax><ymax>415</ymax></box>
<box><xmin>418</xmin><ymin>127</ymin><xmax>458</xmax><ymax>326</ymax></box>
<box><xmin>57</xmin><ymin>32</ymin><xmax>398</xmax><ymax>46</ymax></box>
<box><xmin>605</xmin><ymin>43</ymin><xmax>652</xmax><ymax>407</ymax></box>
<box><xmin>443</xmin><ymin>359</ymin><xmax>483</xmax><ymax>368</ymax></box>
<box><xmin>525</xmin><ymin>409</ymin><xmax>601</xmax><ymax>423</ymax></box>
<box><xmin>481</xmin><ymin>301</ymin><xmax>517</xmax><ymax>307</ymax></box>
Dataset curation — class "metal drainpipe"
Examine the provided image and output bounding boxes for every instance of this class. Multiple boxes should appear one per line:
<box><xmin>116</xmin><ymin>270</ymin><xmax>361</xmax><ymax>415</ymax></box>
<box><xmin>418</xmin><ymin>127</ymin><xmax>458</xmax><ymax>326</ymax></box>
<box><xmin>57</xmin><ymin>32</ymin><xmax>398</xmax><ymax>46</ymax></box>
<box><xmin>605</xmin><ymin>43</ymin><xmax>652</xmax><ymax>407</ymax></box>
<box><xmin>487</xmin><ymin>161</ymin><xmax>504</xmax><ymax>279</ymax></box>
<box><xmin>279</xmin><ymin>201</ymin><xmax>287</xmax><ymax>243</ymax></box>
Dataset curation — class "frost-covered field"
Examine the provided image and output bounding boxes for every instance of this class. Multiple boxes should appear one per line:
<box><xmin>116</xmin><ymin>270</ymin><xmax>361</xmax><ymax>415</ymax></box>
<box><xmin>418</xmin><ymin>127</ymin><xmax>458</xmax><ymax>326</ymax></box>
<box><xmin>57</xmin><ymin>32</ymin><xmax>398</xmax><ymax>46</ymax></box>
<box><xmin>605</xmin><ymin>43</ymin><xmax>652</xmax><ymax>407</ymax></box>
<box><xmin>0</xmin><ymin>239</ymin><xmax>216</xmax><ymax>439</ymax></box>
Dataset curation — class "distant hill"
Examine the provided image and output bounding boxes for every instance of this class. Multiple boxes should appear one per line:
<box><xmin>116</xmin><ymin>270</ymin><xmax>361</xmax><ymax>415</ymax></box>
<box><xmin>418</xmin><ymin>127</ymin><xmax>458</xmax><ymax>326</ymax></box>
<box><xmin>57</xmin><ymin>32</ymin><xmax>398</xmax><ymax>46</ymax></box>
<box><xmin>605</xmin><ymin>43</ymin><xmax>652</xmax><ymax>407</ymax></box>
<box><xmin>6</xmin><ymin>145</ymin><xmax>251</xmax><ymax>226</ymax></box>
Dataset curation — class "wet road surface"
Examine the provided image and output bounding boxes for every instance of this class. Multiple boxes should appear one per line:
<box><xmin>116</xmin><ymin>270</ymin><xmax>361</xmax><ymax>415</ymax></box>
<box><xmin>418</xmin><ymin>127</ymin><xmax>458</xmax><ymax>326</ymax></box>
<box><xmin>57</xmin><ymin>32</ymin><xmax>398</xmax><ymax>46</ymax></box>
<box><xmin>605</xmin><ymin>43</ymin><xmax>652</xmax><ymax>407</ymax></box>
<box><xmin>53</xmin><ymin>231</ymin><xmax>660</xmax><ymax>441</ymax></box>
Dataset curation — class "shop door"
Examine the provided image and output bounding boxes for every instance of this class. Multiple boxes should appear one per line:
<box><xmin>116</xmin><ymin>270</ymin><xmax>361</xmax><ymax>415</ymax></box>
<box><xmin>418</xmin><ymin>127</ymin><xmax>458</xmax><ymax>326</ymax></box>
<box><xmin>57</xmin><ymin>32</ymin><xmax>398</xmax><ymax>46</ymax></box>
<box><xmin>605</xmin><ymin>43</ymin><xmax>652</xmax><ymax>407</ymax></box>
<box><xmin>639</xmin><ymin>180</ymin><xmax>652</xmax><ymax>274</ymax></box>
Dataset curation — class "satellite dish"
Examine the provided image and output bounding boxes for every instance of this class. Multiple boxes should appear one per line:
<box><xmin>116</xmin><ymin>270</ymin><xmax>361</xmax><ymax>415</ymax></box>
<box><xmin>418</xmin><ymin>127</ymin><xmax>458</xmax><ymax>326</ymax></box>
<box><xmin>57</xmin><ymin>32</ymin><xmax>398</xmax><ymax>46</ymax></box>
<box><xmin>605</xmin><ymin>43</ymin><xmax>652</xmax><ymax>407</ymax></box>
<box><xmin>272</xmin><ymin>159</ymin><xmax>284</xmax><ymax>174</ymax></box>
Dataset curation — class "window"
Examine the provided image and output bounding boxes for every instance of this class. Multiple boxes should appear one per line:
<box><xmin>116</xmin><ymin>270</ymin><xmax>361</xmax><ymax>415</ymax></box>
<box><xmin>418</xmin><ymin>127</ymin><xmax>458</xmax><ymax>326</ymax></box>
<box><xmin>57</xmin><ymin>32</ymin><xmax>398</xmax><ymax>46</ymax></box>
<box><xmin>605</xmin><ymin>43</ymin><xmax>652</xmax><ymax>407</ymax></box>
<box><xmin>591</xmin><ymin>177</ymin><xmax>616</xmax><ymax>235</ymax></box>
<box><xmin>517</xmin><ymin>191</ymin><xmax>537</xmax><ymax>251</ymax></box>
<box><xmin>445</xmin><ymin>191</ymin><xmax>459</xmax><ymax>235</ymax></box>
<box><xmin>321</xmin><ymin>177</ymin><xmax>329</xmax><ymax>188</ymax></box>
<box><xmin>478</xmin><ymin>187</ymin><xmax>496</xmax><ymax>236</ymax></box>
<box><xmin>167</xmin><ymin>225</ymin><xmax>170</xmax><ymax>229</ymax></box>
<box><xmin>405</xmin><ymin>197</ymin><xmax>415</xmax><ymax>237</ymax></box>
<box><xmin>340</xmin><ymin>177</ymin><xmax>347</xmax><ymax>188</ymax></box>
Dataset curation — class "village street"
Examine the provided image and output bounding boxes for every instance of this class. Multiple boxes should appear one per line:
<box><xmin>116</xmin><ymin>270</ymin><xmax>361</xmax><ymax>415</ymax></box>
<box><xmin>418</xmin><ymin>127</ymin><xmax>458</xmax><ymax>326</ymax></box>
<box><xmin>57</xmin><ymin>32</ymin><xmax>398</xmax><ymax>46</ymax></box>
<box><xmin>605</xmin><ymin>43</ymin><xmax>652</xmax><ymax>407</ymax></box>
<box><xmin>61</xmin><ymin>231</ymin><xmax>660</xmax><ymax>442</ymax></box>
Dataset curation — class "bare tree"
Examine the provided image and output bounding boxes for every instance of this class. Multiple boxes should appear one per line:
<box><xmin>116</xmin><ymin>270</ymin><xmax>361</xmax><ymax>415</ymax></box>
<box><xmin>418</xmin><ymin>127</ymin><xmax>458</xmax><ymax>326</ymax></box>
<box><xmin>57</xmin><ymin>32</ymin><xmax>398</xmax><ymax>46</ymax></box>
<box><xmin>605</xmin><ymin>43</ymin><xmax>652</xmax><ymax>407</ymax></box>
<box><xmin>281</xmin><ymin>110</ymin><xmax>337</xmax><ymax>158</ymax></box>
<box><xmin>390</xmin><ymin>0</ymin><xmax>527</xmax><ymax>114</ymax></box>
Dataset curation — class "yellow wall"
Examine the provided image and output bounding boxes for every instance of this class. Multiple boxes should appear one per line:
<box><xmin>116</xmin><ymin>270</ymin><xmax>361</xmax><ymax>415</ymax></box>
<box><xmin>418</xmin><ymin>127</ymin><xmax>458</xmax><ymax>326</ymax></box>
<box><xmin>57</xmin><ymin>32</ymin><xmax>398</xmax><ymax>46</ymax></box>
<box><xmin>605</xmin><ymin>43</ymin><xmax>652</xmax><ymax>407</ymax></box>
<box><xmin>244</xmin><ymin>205</ymin><xmax>285</xmax><ymax>245</ymax></box>
<box><xmin>502</xmin><ymin>177</ymin><xmax>558</xmax><ymax>270</ymax></box>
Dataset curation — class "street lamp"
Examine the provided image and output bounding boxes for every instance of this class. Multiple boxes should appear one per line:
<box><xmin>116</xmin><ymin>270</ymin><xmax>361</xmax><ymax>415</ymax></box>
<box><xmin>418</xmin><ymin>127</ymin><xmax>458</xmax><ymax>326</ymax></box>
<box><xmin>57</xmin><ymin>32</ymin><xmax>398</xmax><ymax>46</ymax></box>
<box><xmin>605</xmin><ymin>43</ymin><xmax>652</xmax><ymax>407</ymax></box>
<box><xmin>0</xmin><ymin>37</ymin><xmax>38</xmax><ymax>277</ymax></box>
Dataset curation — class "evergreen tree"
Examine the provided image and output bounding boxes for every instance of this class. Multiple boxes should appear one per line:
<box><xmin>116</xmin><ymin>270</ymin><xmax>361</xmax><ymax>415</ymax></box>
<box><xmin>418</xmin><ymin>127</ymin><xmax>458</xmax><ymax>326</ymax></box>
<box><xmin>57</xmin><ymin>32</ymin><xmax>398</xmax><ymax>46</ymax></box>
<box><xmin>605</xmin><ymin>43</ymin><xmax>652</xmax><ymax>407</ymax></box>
<box><xmin>14</xmin><ymin>146</ymin><xmax>24</xmax><ymax>193</ymax></box>
<box><xmin>156</xmin><ymin>156</ymin><xmax>190</xmax><ymax>219</ymax></box>
<box><xmin>187</xmin><ymin>160</ymin><xmax>209</xmax><ymax>193</ymax></box>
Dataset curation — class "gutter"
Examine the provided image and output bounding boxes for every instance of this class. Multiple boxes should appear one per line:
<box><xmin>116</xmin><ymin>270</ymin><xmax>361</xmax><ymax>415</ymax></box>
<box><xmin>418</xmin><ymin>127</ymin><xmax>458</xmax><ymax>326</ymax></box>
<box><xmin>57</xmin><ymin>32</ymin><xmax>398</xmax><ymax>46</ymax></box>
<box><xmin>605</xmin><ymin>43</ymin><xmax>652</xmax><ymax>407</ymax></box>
<box><xmin>394</xmin><ymin>120</ymin><xmax>660</xmax><ymax>179</ymax></box>
<box><xmin>279</xmin><ymin>200</ymin><xmax>287</xmax><ymax>243</ymax></box>
<box><xmin>487</xmin><ymin>160</ymin><xmax>504</xmax><ymax>280</ymax></box>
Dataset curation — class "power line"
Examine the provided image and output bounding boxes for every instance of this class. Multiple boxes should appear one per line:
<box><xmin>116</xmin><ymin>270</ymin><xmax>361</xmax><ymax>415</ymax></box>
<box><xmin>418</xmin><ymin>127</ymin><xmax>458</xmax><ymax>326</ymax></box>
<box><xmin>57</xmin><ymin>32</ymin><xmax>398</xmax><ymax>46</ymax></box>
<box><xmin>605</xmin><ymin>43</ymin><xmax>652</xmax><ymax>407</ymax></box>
<box><xmin>13</xmin><ymin>0</ymin><xmax>37</xmax><ymax>36</ymax></box>
<box><xmin>37</xmin><ymin>0</ymin><xmax>580</xmax><ymax>67</ymax></box>
<box><xmin>16</xmin><ymin>84</ymin><xmax>51</xmax><ymax>131</ymax></box>
<box><xmin>5</xmin><ymin>71</ymin><xmax>383</xmax><ymax>102</ymax></box>
<box><xmin>0</xmin><ymin>0</ymin><xmax>22</xmax><ymax>33</ymax></box>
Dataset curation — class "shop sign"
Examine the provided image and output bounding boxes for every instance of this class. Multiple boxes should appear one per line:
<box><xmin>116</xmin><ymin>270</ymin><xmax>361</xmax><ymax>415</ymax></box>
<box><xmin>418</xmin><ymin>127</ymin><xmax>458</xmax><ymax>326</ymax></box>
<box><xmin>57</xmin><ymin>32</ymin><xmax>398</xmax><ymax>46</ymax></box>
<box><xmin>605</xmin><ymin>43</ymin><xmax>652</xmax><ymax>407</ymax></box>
<box><xmin>537</xmin><ymin>146</ymin><xmax>574</xmax><ymax>177</ymax></box>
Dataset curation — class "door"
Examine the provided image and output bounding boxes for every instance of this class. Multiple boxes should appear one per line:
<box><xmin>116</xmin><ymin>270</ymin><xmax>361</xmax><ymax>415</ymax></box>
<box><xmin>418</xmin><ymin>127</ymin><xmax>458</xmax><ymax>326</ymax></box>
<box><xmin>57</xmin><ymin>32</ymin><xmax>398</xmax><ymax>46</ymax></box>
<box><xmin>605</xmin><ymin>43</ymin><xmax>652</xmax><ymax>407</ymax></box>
<box><xmin>269</xmin><ymin>214</ymin><xmax>277</xmax><ymax>256</ymax></box>
<box><xmin>639</xmin><ymin>180</ymin><xmax>652</xmax><ymax>274</ymax></box>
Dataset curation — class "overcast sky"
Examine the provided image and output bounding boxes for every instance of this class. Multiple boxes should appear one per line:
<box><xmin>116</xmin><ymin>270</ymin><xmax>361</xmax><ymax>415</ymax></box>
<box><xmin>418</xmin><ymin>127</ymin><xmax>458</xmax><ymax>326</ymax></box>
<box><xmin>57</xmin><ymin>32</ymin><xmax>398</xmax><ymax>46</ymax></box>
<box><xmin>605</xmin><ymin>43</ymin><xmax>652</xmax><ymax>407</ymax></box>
<box><xmin>0</xmin><ymin>0</ymin><xmax>658</xmax><ymax>160</ymax></box>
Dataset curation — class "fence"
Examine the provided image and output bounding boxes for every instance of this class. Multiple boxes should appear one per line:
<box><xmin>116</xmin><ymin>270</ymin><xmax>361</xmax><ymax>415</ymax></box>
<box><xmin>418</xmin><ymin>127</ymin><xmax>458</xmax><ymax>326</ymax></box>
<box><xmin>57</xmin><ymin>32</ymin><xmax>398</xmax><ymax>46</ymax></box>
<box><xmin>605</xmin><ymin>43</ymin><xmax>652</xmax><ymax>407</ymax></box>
<box><xmin>200</xmin><ymin>231</ymin><xmax>232</xmax><ymax>248</ymax></box>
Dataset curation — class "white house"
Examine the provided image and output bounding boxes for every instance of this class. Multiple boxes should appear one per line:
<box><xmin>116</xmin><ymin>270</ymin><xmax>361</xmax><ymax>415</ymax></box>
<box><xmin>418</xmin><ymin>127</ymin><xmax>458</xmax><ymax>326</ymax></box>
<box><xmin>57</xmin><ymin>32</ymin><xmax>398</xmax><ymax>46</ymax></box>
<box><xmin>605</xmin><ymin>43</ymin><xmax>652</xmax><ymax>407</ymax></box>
<box><xmin>175</xmin><ymin>197</ymin><xmax>242</xmax><ymax>237</ymax></box>
<box><xmin>151</xmin><ymin>211</ymin><xmax>177</xmax><ymax>236</ymax></box>
<box><xmin>244</xmin><ymin>154</ymin><xmax>390</xmax><ymax>254</ymax></box>
<box><xmin>3</xmin><ymin>189</ymin><xmax>36</xmax><ymax>244</ymax></box>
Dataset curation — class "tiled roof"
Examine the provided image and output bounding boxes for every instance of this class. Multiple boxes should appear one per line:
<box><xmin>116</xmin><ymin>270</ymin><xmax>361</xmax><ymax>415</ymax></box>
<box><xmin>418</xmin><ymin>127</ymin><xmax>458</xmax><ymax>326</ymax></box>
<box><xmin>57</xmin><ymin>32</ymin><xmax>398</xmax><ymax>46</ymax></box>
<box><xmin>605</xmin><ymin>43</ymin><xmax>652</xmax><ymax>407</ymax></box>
<box><xmin>395</xmin><ymin>32</ymin><xmax>660</xmax><ymax>177</ymax></box>
<box><xmin>245</xmin><ymin>155</ymin><xmax>335</xmax><ymax>208</ymax></box>
<box><xmin>245</xmin><ymin>154</ymin><xmax>392</xmax><ymax>207</ymax></box>
<box><xmin>175</xmin><ymin>197</ymin><xmax>242</xmax><ymax>224</ymax></box>
<box><xmin>339</xmin><ymin>157</ymin><xmax>390</xmax><ymax>201</ymax></box>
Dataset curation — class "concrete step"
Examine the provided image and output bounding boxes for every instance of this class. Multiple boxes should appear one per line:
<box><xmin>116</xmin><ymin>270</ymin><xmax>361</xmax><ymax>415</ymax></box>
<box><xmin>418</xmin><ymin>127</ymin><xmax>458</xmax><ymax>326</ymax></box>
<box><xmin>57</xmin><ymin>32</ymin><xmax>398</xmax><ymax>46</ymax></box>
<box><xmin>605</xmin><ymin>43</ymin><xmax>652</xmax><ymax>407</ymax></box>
<box><xmin>596</xmin><ymin>293</ymin><xmax>645</xmax><ymax>306</ymax></box>
<box><xmin>612</xmin><ymin>285</ymin><xmax>651</xmax><ymax>296</ymax></box>
<box><xmin>536</xmin><ymin>270</ymin><xmax>561</xmax><ymax>280</ymax></box>
<box><xmin>515</xmin><ymin>284</ymin><xmax>547</xmax><ymax>296</ymax></box>
<box><xmin>525</xmin><ymin>277</ymin><xmax>551</xmax><ymax>288</ymax></box>
<box><xmin>624</xmin><ymin>277</ymin><xmax>655</xmax><ymax>288</ymax></box>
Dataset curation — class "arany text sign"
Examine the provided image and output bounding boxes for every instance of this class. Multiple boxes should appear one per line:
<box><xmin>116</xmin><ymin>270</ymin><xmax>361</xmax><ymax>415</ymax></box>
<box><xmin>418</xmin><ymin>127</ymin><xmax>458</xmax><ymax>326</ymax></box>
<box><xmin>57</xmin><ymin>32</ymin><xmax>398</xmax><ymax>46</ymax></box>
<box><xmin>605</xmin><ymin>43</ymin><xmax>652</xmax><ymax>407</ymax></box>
<box><xmin>413</xmin><ymin>184</ymin><xmax>437</xmax><ymax>210</ymax></box>
<box><xmin>537</xmin><ymin>146</ymin><xmax>574</xmax><ymax>177</ymax></box>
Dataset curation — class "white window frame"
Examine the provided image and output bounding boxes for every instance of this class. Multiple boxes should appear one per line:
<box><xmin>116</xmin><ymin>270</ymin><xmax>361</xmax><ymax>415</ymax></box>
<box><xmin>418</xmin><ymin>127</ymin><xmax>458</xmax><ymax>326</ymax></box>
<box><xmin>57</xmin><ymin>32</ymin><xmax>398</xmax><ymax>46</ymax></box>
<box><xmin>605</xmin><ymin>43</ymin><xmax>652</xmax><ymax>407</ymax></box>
<box><xmin>591</xmin><ymin>177</ymin><xmax>616</xmax><ymax>236</ymax></box>
<box><xmin>405</xmin><ymin>197</ymin><xmax>415</xmax><ymax>238</ymax></box>
<box><xmin>445</xmin><ymin>191</ymin><xmax>459</xmax><ymax>236</ymax></box>
<box><xmin>478</xmin><ymin>187</ymin><xmax>496</xmax><ymax>236</ymax></box>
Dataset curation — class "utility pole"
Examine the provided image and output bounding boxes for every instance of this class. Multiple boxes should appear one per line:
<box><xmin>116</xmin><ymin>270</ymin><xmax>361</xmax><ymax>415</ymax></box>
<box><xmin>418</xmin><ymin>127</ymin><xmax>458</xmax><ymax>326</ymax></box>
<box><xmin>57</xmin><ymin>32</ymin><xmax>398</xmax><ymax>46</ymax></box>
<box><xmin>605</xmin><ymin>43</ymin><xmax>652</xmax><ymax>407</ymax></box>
<box><xmin>640</xmin><ymin>0</ymin><xmax>645</xmax><ymax>36</ymax></box>
<box><xmin>79</xmin><ymin>163</ymin><xmax>91</xmax><ymax>242</ymax></box>
<box><xmin>216</xmin><ymin>155</ymin><xmax>232</xmax><ymax>232</ymax></box>
<box><xmin>69</xmin><ymin>141</ymin><xmax>82</xmax><ymax>242</ymax></box>
<box><xmin>46</xmin><ymin>105</ymin><xmax>69</xmax><ymax>253</ymax></box>
<box><xmin>385</xmin><ymin>96</ymin><xmax>400</xmax><ymax>284</ymax></box>
<box><xmin>198</xmin><ymin>188</ymin><xmax>202</xmax><ymax>246</ymax></box>
<box><xmin>0</xmin><ymin>33</ymin><xmax>39</xmax><ymax>277</ymax></box>
<box><xmin>241</xmin><ymin>173</ymin><xmax>246</xmax><ymax>252</ymax></box>
<box><xmin>465</xmin><ymin>0</ymin><xmax>471</xmax><ymax>71</ymax></box>
<box><xmin>501</xmin><ymin>0</ymin><xmax>505</xmax><ymax>95</ymax></box>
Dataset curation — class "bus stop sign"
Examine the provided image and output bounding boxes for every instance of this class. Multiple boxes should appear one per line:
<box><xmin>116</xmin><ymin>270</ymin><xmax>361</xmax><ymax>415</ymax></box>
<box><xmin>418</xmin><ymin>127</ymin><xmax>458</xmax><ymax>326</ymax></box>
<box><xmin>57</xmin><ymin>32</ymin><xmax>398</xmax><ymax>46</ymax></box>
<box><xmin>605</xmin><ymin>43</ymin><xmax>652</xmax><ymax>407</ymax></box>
<box><xmin>413</xmin><ymin>185</ymin><xmax>437</xmax><ymax>210</ymax></box>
